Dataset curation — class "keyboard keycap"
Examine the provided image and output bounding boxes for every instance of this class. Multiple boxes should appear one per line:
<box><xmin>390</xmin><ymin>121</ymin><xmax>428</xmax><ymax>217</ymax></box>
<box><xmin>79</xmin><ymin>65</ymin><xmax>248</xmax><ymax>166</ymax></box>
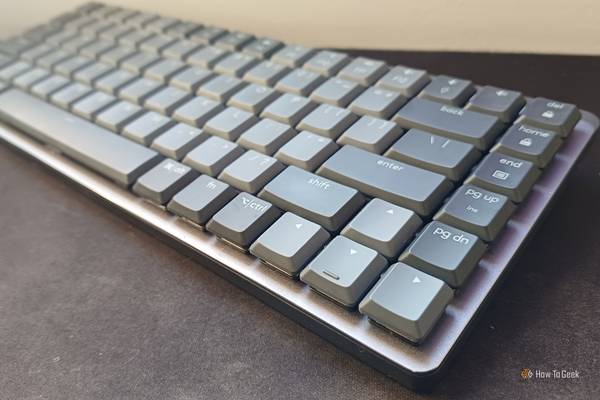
<box><xmin>163</xmin><ymin>39</ymin><xmax>203</xmax><ymax>61</ymax></box>
<box><xmin>242</xmin><ymin>38</ymin><xmax>283</xmax><ymax>59</ymax></box>
<box><xmin>516</xmin><ymin>97</ymin><xmax>581</xmax><ymax>137</ymax></box>
<box><xmin>214</xmin><ymin>52</ymin><xmax>259</xmax><ymax>77</ymax></box>
<box><xmin>197</xmin><ymin>75</ymin><xmax>246</xmax><ymax>102</ymax></box>
<box><xmin>95</xmin><ymin>100</ymin><xmax>144</xmax><ymax>132</ymax></box>
<box><xmin>465</xmin><ymin>86</ymin><xmax>525</xmax><ymax>123</ymax></box>
<box><xmin>119</xmin><ymin>77</ymin><xmax>164</xmax><ymax>105</ymax></box>
<box><xmin>304</xmin><ymin>50</ymin><xmax>350</xmax><ymax>77</ymax></box>
<box><xmin>151</xmin><ymin>123</ymin><xmax>209</xmax><ymax>160</ymax></box>
<box><xmin>74</xmin><ymin>62</ymin><xmax>114</xmax><ymax>85</ymax></box>
<box><xmin>121</xmin><ymin>52</ymin><xmax>160</xmax><ymax>74</ymax></box>
<box><xmin>204</xmin><ymin>107</ymin><xmax>257</xmax><ymax>141</ymax></box>
<box><xmin>275</xmin><ymin>130</ymin><xmax>338</xmax><ymax>171</ymax></box>
<box><xmin>133</xmin><ymin>159</ymin><xmax>198</xmax><ymax>204</ymax></box>
<box><xmin>139</xmin><ymin>34</ymin><xmax>177</xmax><ymax>54</ymax></box>
<box><xmin>227</xmin><ymin>83</ymin><xmax>280</xmax><ymax>114</ymax></box>
<box><xmin>170</xmin><ymin>66</ymin><xmax>214</xmax><ymax>92</ymax></box>
<box><xmin>171</xmin><ymin>96</ymin><xmax>223</xmax><ymax>127</ymax></box>
<box><xmin>183</xmin><ymin>136</ymin><xmax>244</xmax><ymax>176</ymax></box>
<box><xmin>54</xmin><ymin>55</ymin><xmax>94</xmax><ymax>78</ymax></box>
<box><xmin>218</xmin><ymin>150</ymin><xmax>285</xmax><ymax>193</ymax></box>
<box><xmin>271</xmin><ymin>45</ymin><xmax>316</xmax><ymax>68</ymax></box>
<box><xmin>337</xmin><ymin>57</ymin><xmax>387</xmax><ymax>86</ymax></box>
<box><xmin>309</xmin><ymin>77</ymin><xmax>364</xmax><ymax>107</ymax></box>
<box><xmin>491</xmin><ymin>124</ymin><xmax>562</xmax><ymax>168</ymax></box>
<box><xmin>30</xmin><ymin>75</ymin><xmax>70</xmax><ymax>99</ymax></box>
<box><xmin>95</xmin><ymin>69</ymin><xmax>136</xmax><ymax>95</ymax></box>
<box><xmin>375</xmin><ymin>66</ymin><xmax>430</xmax><ymax>97</ymax></box>
<box><xmin>260</xmin><ymin>93</ymin><xmax>316</xmax><ymax>126</ymax></box>
<box><xmin>72</xmin><ymin>91</ymin><xmax>117</xmax><ymax>120</ymax></box>
<box><xmin>214</xmin><ymin>31</ymin><xmax>254</xmax><ymax>52</ymax></box>
<box><xmin>122</xmin><ymin>111</ymin><xmax>176</xmax><ymax>145</ymax></box>
<box><xmin>243</xmin><ymin>60</ymin><xmax>289</xmax><ymax>87</ymax></box>
<box><xmin>337</xmin><ymin>116</ymin><xmax>403</xmax><ymax>154</ymax></box>
<box><xmin>144</xmin><ymin>58</ymin><xmax>187</xmax><ymax>83</ymax></box>
<box><xmin>237</xmin><ymin>118</ymin><xmax>296</xmax><ymax>155</ymax></box>
<box><xmin>144</xmin><ymin>86</ymin><xmax>191</xmax><ymax>115</ymax></box>
<box><xmin>189</xmin><ymin>26</ymin><xmax>228</xmax><ymax>45</ymax></box>
<box><xmin>0</xmin><ymin>61</ymin><xmax>32</xmax><ymax>82</ymax></box>
<box><xmin>297</xmin><ymin>104</ymin><xmax>357</xmax><ymax>139</ymax></box>
<box><xmin>13</xmin><ymin>67</ymin><xmax>49</xmax><ymax>90</ymax></box>
<box><xmin>187</xmin><ymin>46</ymin><xmax>228</xmax><ymax>69</ymax></box>
<box><xmin>349</xmin><ymin>87</ymin><xmax>406</xmax><ymax>119</ymax></box>
<box><xmin>275</xmin><ymin>68</ymin><xmax>325</xmax><ymax>96</ymax></box>
<box><xmin>50</xmin><ymin>82</ymin><xmax>92</xmax><ymax>109</ymax></box>
<box><xmin>420</xmin><ymin>75</ymin><xmax>475</xmax><ymax>106</ymax></box>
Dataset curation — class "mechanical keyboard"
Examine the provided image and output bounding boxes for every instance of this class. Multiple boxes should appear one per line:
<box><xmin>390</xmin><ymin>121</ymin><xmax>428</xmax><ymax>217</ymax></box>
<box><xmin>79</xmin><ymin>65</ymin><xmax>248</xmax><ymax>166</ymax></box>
<box><xmin>0</xmin><ymin>2</ymin><xmax>597</xmax><ymax>390</ymax></box>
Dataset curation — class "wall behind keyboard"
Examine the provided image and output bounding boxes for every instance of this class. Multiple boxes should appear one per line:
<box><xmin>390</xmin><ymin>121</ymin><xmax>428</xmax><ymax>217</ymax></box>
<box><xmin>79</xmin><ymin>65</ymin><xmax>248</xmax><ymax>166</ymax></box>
<box><xmin>1</xmin><ymin>0</ymin><xmax>599</xmax><ymax>55</ymax></box>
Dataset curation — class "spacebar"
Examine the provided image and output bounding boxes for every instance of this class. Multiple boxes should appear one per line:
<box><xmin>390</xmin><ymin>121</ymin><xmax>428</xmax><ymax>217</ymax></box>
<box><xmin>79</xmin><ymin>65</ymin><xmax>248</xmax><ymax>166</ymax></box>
<box><xmin>0</xmin><ymin>89</ymin><xmax>162</xmax><ymax>186</ymax></box>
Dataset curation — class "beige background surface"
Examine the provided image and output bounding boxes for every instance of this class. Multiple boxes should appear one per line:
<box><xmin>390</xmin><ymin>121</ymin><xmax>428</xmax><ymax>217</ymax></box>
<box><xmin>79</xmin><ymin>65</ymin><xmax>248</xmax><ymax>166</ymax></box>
<box><xmin>1</xmin><ymin>0</ymin><xmax>599</xmax><ymax>55</ymax></box>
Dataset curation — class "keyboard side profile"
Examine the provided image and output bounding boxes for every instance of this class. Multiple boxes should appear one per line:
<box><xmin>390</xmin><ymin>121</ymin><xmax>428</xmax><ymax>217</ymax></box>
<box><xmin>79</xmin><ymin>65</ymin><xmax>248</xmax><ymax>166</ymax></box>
<box><xmin>0</xmin><ymin>2</ymin><xmax>598</xmax><ymax>390</ymax></box>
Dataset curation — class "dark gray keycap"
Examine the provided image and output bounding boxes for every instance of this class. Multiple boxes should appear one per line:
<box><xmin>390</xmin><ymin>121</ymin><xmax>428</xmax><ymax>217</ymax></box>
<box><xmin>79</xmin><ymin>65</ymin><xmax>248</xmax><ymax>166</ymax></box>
<box><xmin>243</xmin><ymin>60</ymin><xmax>289</xmax><ymax>86</ymax></box>
<box><xmin>0</xmin><ymin>89</ymin><xmax>161</xmax><ymax>186</ymax></box>
<box><xmin>275</xmin><ymin>130</ymin><xmax>338</xmax><ymax>171</ymax></box>
<box><xmin>337</xmin><ymin>116</ymin><xmax>403</xmax><ymax>154</ymax></box>
<box><xmin>165</xmin><ymin>21</ymin><xmax>203</xmax><ymax>38</ymax></box>
<box><xmin>21</xmin><ymin>43</ymin><xmax>55</xmax><ymax>62</ymax></box>
<box><xmin>13</xmin><ymin>67</ymin><xmax>49</xmax><ymax>90</ymax></box>
<box><xmin>95</xmin><ymin>69</ymin><xmax>136</xmax><ymax>95</ymax></box>
<box><xmin>30</xmin><ymin>75</ymin><xmax>70</xmax><ymax>99</ymax></box>
<box><xmin>197</xmin><ymin>75</ymin><xmax>246</xmax><ymax>102</ymax></box>
<box><xmin>219</xmin><ymin>150</ymin><xmax>285</xmax><ymax>193</ymax></box>
<box><xmin>189</xmin><ymin>26</ymin><xmax>228</xmax><ymax>45</ymax></box>
<box><xmin>393</xmin><ymin>97</ymin><xmax>504</xmax><ymax>150</ymax></box>
<box><xmin>170</xmin><ymin>66</ymin><xmax>214</xmax><ymax>92</ymax></box>
<box><xmin>0</xmin><ymin>61</ymin><xmax>32</xmax><ymax>82</ymax></box>
<box><xmin>122</xmin><ymin>111</ymin><xmax>175</xmax><ymax>145</ymax></box>
<box><xmin>162</xmin><ymin>39</ymin><xmax>202</xmax><ymax>60</ymax></box>
<box><xmin>491</xmin><ymin>124</ymin><xmax>561</xmax><ymax>167</ymax></box>
<box><xmin>399</xmin><ymin>221</ymin><xmax>486</xmax><ymax>287</ymax></box>
<box><xmin>139</xmin><ymin>34</ymin><xmax>177</xmax><ymax>54</ymax></box>
<box><xmin>144</xmin><ymin>86</ymin><xmax>191</xmax><ymax>115</ymax></box>
<box><xmin>171</xmin><ymin>96</ymin><xmax>224</xmax><ymax>127</ymax></box>
<box><xmin>144</xmin><ymin>58</ymin><xmax>186</xmax><ymax>83</ymax></box>
<box><xmin>434</xmin><ymin>184</ymin><xmax>515</xmax><ymax>241</ymax></box>
<box><xmin>72</xmin><ymin>91</ymin><xmax>117</xmax><ymax>120</ymax></box>
<box><xmin>348</xmin><ymin>87</ymin><xmax>406</xmax><ymax>119</ymax></box>
<box><xmin>237</xmin><ymin>118</ymin><xmax>296</xmax><ymax>155</ymax></box>
<box><xmin>80</xmin><ymin>39</ymin><xmax>116</xmax><ymax>59</ymax></box>
<box><xmin>204</xmin><ymin>107</ymin><xmax>258</xmax><ymax>141</ymax></box>
<box><xmin>133</xmin><ymin>158</ymin><xmax>197</xmax><ymax>204</ymax></box>
<box><xmin>376</xmin><ymin>65</ymin><xmax>430</xmax><ymax>97</ymax></box>
<box><xmin>275</xmin><ymin>68</ymin><xmax>325</xmax><ymax>96</ymax></box>
<box><xmin>465</xmin><ymin>152</ymin><xmax>540</xmax><ymax>203</ymax></box>
<box><xmin>250</xmin><ymin>212</ymin><xmax>330</xmax><ymax>276</ymax></box>
<box><xmin>359</xmin><ymin>262</ymin><xmax>453</xmax><ymax>343</ymax></box>
<box><xmin>259</xmin><ymin>166</ymin><xmax>364</xmax><ymax>231</ymax></box>
<box><xmin>54</xmin><ymin>55</ymin><xmax>94</xmax><ymax>78</ymax></box>
<box><xmin>73</xmin><ymin>62</ymin><xmax>114</xmax><ymax>85</ymax></box>
<box><xmin>384</xmin><ymin>129</ymin><xmax>481</xmax><ymax>181</ymax></box>
<box><xmin>337</xmin><ymin>57</ymin><xmax>388</xmax><ymax>86</ymax></box>
<box><xmin>151</xmin><ymin>123</ymin><xmax>209</xmax><ymax>160</ymax></box>
<box><xmin>341</xmin><ymin>198</ymin><xmax>422</xmax><ymax>259</ymax></box>
<box><xmin>260</xmin><ymin>93</ymin><xmax>316</xmax><ymax>126</ymax></box>
<box><xmin>309</xmin><ymin>77</ymin><xmax>364</xmax><ymax>107</ymax></box>
<box><xmin>516</xmin><ymin>97</ymin><xmax>581</xmax><ymax>137</ymax></box>
<box><xmin>95</xmin><ymin>100</ymin><xmax>144</xmax><ymax>132</ymax></box>
<box><xmin>214</xmin><ymin>52</ymin><xmax>259</xmax><ymax>77</ymax></box>
<box><xmin>118</xmin><ymin>77</ymin><xmax>164</xmax><ymax>104</ymax></box>
<box><xmin>183</xmin><ymin>136</ymin><xmax>244</xmax><ymax>176</ymax></box>
<box><xmin>206</xmin><ymin>192</ymin><xmax>280</xmax><ymax>249</ymax></box>
<box><xmin>227</xmin><ymin>83</ymin><xmax>280</xmax><ymax>114</ymax></box>
<box><xmin>187</xmin><ymin>46</ymin><xmax>228</xmax><ymax>69</ymax></box>
<box><xmin>318</xmin><ymin>145</ymin><xmax>453</xmax><ymax>216</ymax></box>
<box><xmin>50</xmin><ymin>82</ymin><xmax>92</xmax><ymax>109</ymax></box>
<box><xmin>420</xmin><ymin>75</ymin><xmax>476</xmax><ymax>106</ymax></box>
<box><xmin>167</xmin><ymin>175</ymin><xmax>237</xmax><ymax>225</ymax></box>
<box><xmin>304</xmin><ymin>50</ymin><xmax>350</xmax><ymax>77</ymax></box>
<box><xmin>121</xmin><ymin>52</ymin><xmax>160</xmax><ymax>74</ymax></box>
<box><xmin>297</xmin><ymin>104</ymin><xmax>357</xmax><ymax>139</ymax></box>
<box><xmin>271</xmin><ymin>45</ymin><xmax>316</xmax><ymax>68</ymax></box>
<box><xmin>214</xmin><ymin>31</ymin><xmax>254</xmax><ymax>51</ymax></box>
<box><xmin>465</xmin><ymin>86</ymin><xmax>525</xmax><ymax>123</ymax></box>
<box><xmin>300</xmin><ymin>236</ymin><xmax>387</xmax><ymax>307</ymax></box>
<box><xmin>242</xmin><ymin>37</ymin><xmax>283</xmax><ymax>59</ymax></box>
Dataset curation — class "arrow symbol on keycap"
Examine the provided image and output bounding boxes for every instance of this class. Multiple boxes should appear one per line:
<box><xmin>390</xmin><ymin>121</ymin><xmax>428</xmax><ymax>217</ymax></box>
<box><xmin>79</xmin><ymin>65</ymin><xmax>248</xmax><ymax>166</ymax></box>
<box><xmin>295</xmin><ymin>223</ymin><xmax>302</xmax><ymax>229</ymax></box>
<box><xmin>412</xmin><ymin>276</ymin><xmax>421</xmax><ymax>284</ymax></box>
<box><xmin>349</xmin><ymin>248</ymin><xmax>357</xmax><ymax>255</ymax></box>
<box><xmin>386</xmin><ymin>209</ymin><xmax>394</xmax><ymax>215</ymax></box>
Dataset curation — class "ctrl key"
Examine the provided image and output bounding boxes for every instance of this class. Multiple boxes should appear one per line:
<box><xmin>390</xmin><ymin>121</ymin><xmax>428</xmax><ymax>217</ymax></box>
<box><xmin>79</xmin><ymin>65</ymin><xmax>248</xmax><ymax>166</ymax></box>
<box><xmin>359</xmin><ymin>263</ymin><xmax>453</xmax><ymax>344</ymax></box>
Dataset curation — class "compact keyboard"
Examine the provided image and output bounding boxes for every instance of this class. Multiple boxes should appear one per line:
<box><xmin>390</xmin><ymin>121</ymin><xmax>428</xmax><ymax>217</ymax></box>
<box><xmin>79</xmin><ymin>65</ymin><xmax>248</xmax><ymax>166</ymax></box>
<box><xmin>0</xmin><ymin>2</ymin><xmax>597</xmax><ymax>390</ymax></box>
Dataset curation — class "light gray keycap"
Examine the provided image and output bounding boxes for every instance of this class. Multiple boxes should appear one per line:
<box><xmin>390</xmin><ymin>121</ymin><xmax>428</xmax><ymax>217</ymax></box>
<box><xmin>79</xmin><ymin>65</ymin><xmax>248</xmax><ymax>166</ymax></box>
<box><xmin>275</xmin><ymin>130</ymin><xmax>338</xmax><ymax>171</ymax></box>
<box><xmin>0</xmin><ymin>89</ymin><xmax>161</xmax><ymax>187</ymax></box>
<box><xmin>100</xmin><ymin>25</ymin><xmax>134</xmax><ymax>41</ymax></box>
<box><xmin>491</xmin><ymin>124</ymin><xmax>561</xmax><ymax>168</ymax></box>
<box><xmin>337</xmin><ymin>116</ymin><xmax>403</xmax><ymax>154</ymax></box>
<box><xmin>420</xmin><ymin>75</ymin><xmax>476</xmax><ymax>106</ymax></box>
<box><xmin>197</xmin><ymin>75</ymin><xmax>246</xmax><ymax>102</ymax></box>
<box><xmin>214</xmin><ymin>31</ymin><xmax>254</xmax><ymax>51</ymax></box>
<box><xmin>243</xmin><ymin>60</ymin><xmax>289</xmax><ymax>86</ymax></box>
<box><xmin>218</xmin><ymin>150</ymin><xmax>285</xmax><ymax>193</ymax></box>
<box><xmin>172</xmin><ymin>96</ymin><xmax>224</xmax><ymax>127</ymax></box>
<box><xmin>242</xmin><ymin>37</ymin><xmax>283</xmax><ymax>59</ymax></box>
<box><xmin>275</xmin><ymin>68</ymin><xmax>325</xmax><ymax>96</ymax></box>
<box><xmin>187</xmin><ymin>46</ymin><xmax>228</xmax><ymax>69</ymax></box>
<box><xmin>309</xmin><ymin>77</ymin><xmax>364</xmax><ymax>107</ymax></box>
<box><xmin>121</xmin><ymin>52</ymin><xmax>160</xmax><ymax>74</ymax></box>
<box><xmin>46</xmin><ymin>30</ymin><xmax>78</xmax><ymax>46</ymax></box>
<box><xmin>203</xmin><ymin>107</ymin><xmax>257</xmax><ymax>141</ymax></box>
<box><xmin>348</xmin><ymin>86</ymin><xmax>407</xmax><ymax>119</ymax></box>
<box><xmin>72</xmin><ymin>91</ymin><xmax>117</xmax><ymax>120</ymax></box>
<box><xmin>99</xmin><ymin>46</ymin><xmax>138</xmax><ymax>66</ymax></box>
<box><xmin>318</xmin><ymin>145</ymin><xmax>453</xmax><ymax>216</ymax></box>
<box><xmin>250</xmin><ymin>212</ymin><xmax>330</xmax><ymax>276</ymax></box>
<box><xmin>304</xmin><ymin>50</ymin><xmax>350</xmax><ymax>77</ymax></box>
<box><xmin>122</xmin><ymin>111</ymin><xmax>175</xmax><ymax>145</ymax></box>
<box><xmin>237</xmin><ymin>118</ymin><xmax>296</xmax><ymax>155</ymax></box>
<box><xmin>393</xmin><ymin>97</ymin><xmax>504</xmax><ymax>150</ymax></box>
<box><xmin>376</xmin><ymin>66</ymin><xmax>430</xmax><ymax>97</ymax></box>
<box><xmin>124</xmin><ymin>12</ymin><xmax>158</xmax><ymax>28</ymax></box>
<box><xmin>260</xmin><ymin>93</ymin><xmax>316</xmax><ymax>126</ymax></box>
<box><xmin>73</xmin><ymin>62</ymin><xmax>114</xmax><ymax>85</ymax></box>
<box><xmin>31</xmin><ymin>75</ymin><xmax>70</xmax><ymax>99</ymax></box>
<box><xmin>359</xmin><ymin>262</ymin><xmax>453</xmax><ymax>343</ymax></box>
<box><xmin>465</xmin><ymin>86</ymin><xmax>525</xmax><ymax>123</ymax></box>
<box><xmin>95</xmin><ymin>69</ymin><xmax>137</xmax><ymax>94</ymax></box>
<box><xmin>118</xmin><ymin>77</ymin><xmax>164</xmax><ymax>104</ymax></box>
<box><xmin>206</xmin><ymin>193</ymin><xmax>280</xmax><ymax>248</ymax></box>
<box><xmin>95</xmin><ymin>100</ymin><xmax>144</xmax><ymax>132</ymax></box>
<box><xmin>465</xmin><ymin>152</ymin><xmax>540</xmax><ymax>203</ymax></box>
<box><xmin>385</xmin><ymin>129</ymin><xmax>481</xmax><ymax>181</ymax></box>
<box><xmin>337</xmin><ymin>57</ymin><xmax>388</xmax><ymax>86</ymax></box>
<box><xmin>300</xmin><ymin>236</ymin><xmax>387</xmax><ymax>307</ymax></box>
<box><xmin>297</xmin><ymin>104</ymin><xmax>357</xmax><ymax>139</ymax></box>
<box><xmin>54</xmin><ymin>55</ymin><xmax>93</xmax><ymax>78</ymax></box>
<box><xmin>227</xmin><ymin>83</ymin><xmax>280</xmax><ymax>114</ymax></box>
<box><xmin>144</xmin><ymin>58</ymin><xmax>186</xmax><ymax>82</ymax></box>
<box><xmin>62</xmin><ymin>36</ymin><xmax>95</xmax><ymax>52</ymax></box>
<box><xmin>170</xmin><ymin>66</ymin><xmax>213</xmax><ymax>92</ymax></box>
<box><xmin>516</xmin><ymin>97</ymin><xmax>581</xmax><ymax>137</ymax></box>
<box><xmin>165</xmin><ymin>21</ymin><xmax>203</xmax><ymax>38</ymax></box>
<box><xmin>183</xmin><ymin>136</ymin><xmax>244</xmax><ymax>176</ymax></box>
<box><xmin>0</xmin><ymin>61</ymin><xmax>32</xmax><ymax>82</ymax></box>
<box><xmin>189</xmin><ymin>26</ymin><xmax>228</xmax><ymax>45</ymax></box>
<box><xmin>341</xmin><ymin>199</ymin><xmax>422</xmax><ymax>258</ymax></box>
<box><xmin>50</xmin><ymin>82</ymin><xmax>92</xmax><ymax>109</ymax></box>
<box><xmin>80</xmin><ymin>39</ymin><xmax>116</xmax><ymax>59</ymax></box>
<box><xmin>271</xmin><ymin>45</ymin><xmax>316</xmax><ymax>68</ymax></box>
<box><xmin>214</xmin><ymin>52</ymin><xmax>259</xmax><ymax>77</ymax></box>
<box><xmin>13</xmin><ymin>67</ymin><xmax>49</xmax><ymax>90</ymax></box>
<box><xmin>167</xmin><ymin>175</ymin><xmax>237</xmax><ymax>225</ymax></box>
<box><xmin>399</xmin><ymin>221</ymin><xmax>486</xmax><ymax>287</ymax></box>
<box><xmin>434</xmin><ymin>184</ymin><xmax>515</xmax><ymax>241</ymax></box>
<box><xmin>144</xmin><ymin>86</ymin><xmax>191</xmax><ymax>115</ymax></box>
<box><xmin>133</xmin><ymin>158</ymin><xmax>197</xmax><ymax>204</ymax></box>
<box><xmin>140</xmin><ymin>34</ymin><xmax>177</xmax><ymax>54</ymax></box>
<box><xmin>145</xmin><ymin>17</ymin><xmax>179</xmax><ymax>33</ymax></box>
<box><xmin>151</xmin><ymin>123</ymin><xmax>209</xmax><ymax>159</ymax></box>
<box><xmin>81</xmin><ymin>20</ymin><xmax>115</xmax><ymax>37</ymax></box>
<box><xmin>259</xmin><ymin>166</ymin><xmax>364</xmax><ymax>231</ymax></box>
<box><xmin>162</xmin><ymin>39</ymin><xmax>202</xmax><ymax>60</ymax></box>
<box><xmin>21</xmin><ymin>43</ymin><xmax>55</xmax><ymax>62</ymax></box>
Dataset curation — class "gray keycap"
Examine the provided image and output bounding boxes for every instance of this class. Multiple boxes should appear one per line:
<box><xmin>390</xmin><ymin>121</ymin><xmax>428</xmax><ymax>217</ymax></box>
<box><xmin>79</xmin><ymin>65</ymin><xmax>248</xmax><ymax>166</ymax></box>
<box><xmin>384</xmin><ymin>129</ymin><xmax>481</xmax><ymax>181</ymax></box>
<box><xmin>183</xmin><ymin>136</ymin><xmax>244</xmax><ymax>176</ymax></box>
<box><xmin>162</xmin><ymin>39</ymin><xmax>202</xmax><ymax>60</ymax></box>
<box><xmin>300</xmin><ymin>236</ymin><xmax>387</xmax><ymax>307</ymax></box>
<box><xmin>144</xmin><ymin>58</ymin><xmax>186</xmax><ymax>83</ymax></box>
<box><xmin>21</xmin><ymin>43</ymin><xmax>55</xmax><ymax>62</ymax></box>
<box><xmin>250</xmin><ymin>212</ymin><xmax>330</xmax><ymax>276</ymax></box>
<box><xmin>145</xmin><ymin>17</ymin><xmax>179</xmax><ymax>33</ymax></box>
<box><xmin>140</xmin><ymin>34</ymin><xmax>177</xmax><ymax>54</ymax></box>
<box><xmin>348</xmin><ymin>87</ymin><xmax>407</xmax><ymax>119</ymax></box>
<box><xmin>491</xmin><ymin>124</ymin><xmax>561</xmax><ymax>168</ymax></box>
<box><xmin>167</xmin><ymin>175</ymin><xmax>237</xmax><ymax>225</ymax></box>
<box><xmin>237</xmin><ymin>118</ymin><xmax>296</xmax><ymax>155</ymax></box>
<box><xmin>72</xmin><ymin>91</ymin><xmax>117</xmax><ymax>120</ymax></box>
<box><xmin>297</xmin><ymin>104</ymin><xmax>357</xmax><ymax>139</ymax></box>
<box><xmin>275</xmin><ymin>130</ymin><xmax>338</xmax><ymax>171</ymax></box>
<box><xmin>319</xmin><ymin>145</ymin><xmax>452</xmax><ymax>216</ymax></box>
<box><xmin>100</xmin><ymin>25</ymin><xmax>134</xmax><ymax>41</ymax></box>
<box><xmin>420</xmin><ymin>75</ymin><xmax>476</xmax><ymax>106</ymax></box>
<box><xmin>359</xmin><ymin>262</ymin><xmax>453</xmax><ymax>343</ymax></box>
<box><xmin>197</xmin><ymin>75</ymin><xmax>246</xmax><ymax>102</ymax></box>
<box><xmin>151</xmin><ymin>123</ymin><xmax>209</xmax><ymax>160</ymax></box>
<box><xmin>50</xmin><ymin>82</ymin><xmax>92</xmax><ymax>109</ymax></box>
<box><xmin>204</xmin><ymin>106</ymin><xmax>259</xmax><ymax>141</ymax></box>
<box><xmin>144</xmin><ymin>86</ymin><xmax>191</xmax><ymax>115</ymax></box>
<box><xmin>133</xmin><ymin>158</ymin><xmax>197</xmax><ymax>204</ymax></box>
<box><xmin>375</xmin><ymin>65</ymin><xmax>430</xmax><ymax>97</ymax></box>
<box><xmin>275</xmin><ymin>68</ymin><xmax>325</xmax><ymax>96</ymax></box>
<box><xmin>189</xmin><ymin>26</ymin><xmax>228</xmax><ymax>45</ymax></box>
<box><xmin>337</xmin><ymin>116</ymin><xmax>403</xmax><ymax>154</ymax></box>
<box><xmin>80</xmin><ymin>39</ymin><xmax>116</xmax><ymax>59</ymax></box>
<box><xmin>187</xmin><ymin>46</ymin><xmax>228</xmax><ymax>69</ymax></box>
<box><xmin>172</xmin><ymin>96</ymin><xmax>225</xmax><ymax>127</ymax></box>
<box><xmin>434</xmin><ymin>184</ymin><xmax>515</xmax><ymax>241</ymax></box>
<box><xmin>95</xmin><ymin>100</ymin><xmax>144</xmax><ymax>132</ymax></box>
<box><xmin>214</xmin><ymin>31</ymin><xmax>254</xmax><ymax>51</ymax></box>
<box><xmin>118</xmin><ymin>77</ymin><xmax>164</xmax><ymax>104</ymax></box>
<box><xmin>170</xmin><ymin>66</ymin><xmax>214</xmax><ymax>92</ymax></box>
<box><xmin>465</xmin><ymin>152</ymin><xmax>540</xmax><ymax>203</ymax></box>
<box><xmin>341</xmin><ymin>199</ymin><xmax>422</xmax><ymax>258</ymax></box>
<box><xmin>95</xmin><ymin>69</ymin><xmax>137</xmax><ymax>95</ymax></box>
<box><xmin>516</xmin><ymin>97</ymin><xmax>581</xmax><ymax>137</ymax></box>
<box><xmin>393</xmin><ymin>97</ymin><xmax>504</xmax><ymax>150</ymax></box>
<box><xmin>121</xmin><ymin>52</ymin><xmax>161</xmax><ymax>74</ymax></box>
<box><xmin>62</xmin><ymin>35</ymin><xmax>95</xmax><ymax>52</ymax></box>
<box><xmin>309</xmin><ymin>77</ymin><xmax>364</xmax><ymax>107</ymax></box>
<box><xmin>206</xmin><ymin>192</ymin><xmax>280</xmax><ymax>249</ymax></box>
<box><xmin>465</xmin><ymin>86</ymin><xmax>525</xmax><ymax>123</ymax></box>
<box><xmin>304</xmin><ymin>50</ymin><xmax>350</xmax><ymax>77</ymax></box>
<box><xmin>227</xmin><ymin>83</ymin><xmax>280</xmax><ymax>114</ymax></box>
<box><xmin>271</xmin><ymin>45</ymin><xmax>316</xmax><ymax>68</ymax></box>
<box><xmin>46</xmin><ymin>30</ymin><xmax>78</xmax><ymax>46</ymax></box>
<box><xmin>218</xmin><ymin>150</ymin><xmax>285</xmax><ymax>193</ymax></box>
<box><xmin>124</xmin><ymin>13</ymin><xmax>158</xmax><ymax>28</ymax></box>
<box><xmin>165</xmin><ymin>21</ymin><xmax>203</xmax><ymax>38</ymax></box>
<box><xmin>73</xmin><ymin>62</ymin><xmax>114</xmax><ymax>85</ymax></box>
<box><xmin>0</xmin><ymin>61</ymin><xmax>32</xmax><ymax>82</ymax></box>
<box><xmin>260</xmin><ymin>93</ymin><xmax>316</xmax><ymax>126</ymax></box>
<box><xmin>399</xmin><ymin>221</ymin><xmax>486</xmax><ymax>287</ymax></box>
<box><xmin>13</xmin><ymin>67</ymin><xmax>49</xmax><ymax>90</ymax></box>
<box><xmin>259</xmin><ymin>166</ymin><xmax>364</xmax><ymax>231</ymax></box>
<box><xmin>30</xmin><ymin>75</ymin><xmax>70</xmax><ymax>99</ymax></box>
<box><xmin>122</xmin><ymin>111</ymin><xmax>175</xmax><ymax>145</ymax></box>
<box><xmin>243</xmin><ymin>60</ymin><xmax>289</xmax><ymax>86</ymax></box>
<box><xmin>242</xmin><ymin>37</ymin><xmax>283</xmax><ymax>59</ymax></box>
<box><xmin>54</xmin><ymin>55</ymin><xmax>93</xmax><ymax>78</ymax></box>
<box><xmin>214</xmin><ymin>52</ymin><xmax>259</xmax><ymax>77</ymax></box>
<box><xmin>337</xmin><ymin>57</ymin><xmax>388</xmax><ymax>86</ymax></box>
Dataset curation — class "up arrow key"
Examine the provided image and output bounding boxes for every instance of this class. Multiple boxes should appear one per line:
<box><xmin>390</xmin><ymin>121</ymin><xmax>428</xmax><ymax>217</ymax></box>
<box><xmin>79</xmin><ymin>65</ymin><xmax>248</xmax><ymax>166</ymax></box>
<box><xmin>412</xmin><ymin>276</ymin><xmax>421</xmax><ymax>284</ymax></box>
